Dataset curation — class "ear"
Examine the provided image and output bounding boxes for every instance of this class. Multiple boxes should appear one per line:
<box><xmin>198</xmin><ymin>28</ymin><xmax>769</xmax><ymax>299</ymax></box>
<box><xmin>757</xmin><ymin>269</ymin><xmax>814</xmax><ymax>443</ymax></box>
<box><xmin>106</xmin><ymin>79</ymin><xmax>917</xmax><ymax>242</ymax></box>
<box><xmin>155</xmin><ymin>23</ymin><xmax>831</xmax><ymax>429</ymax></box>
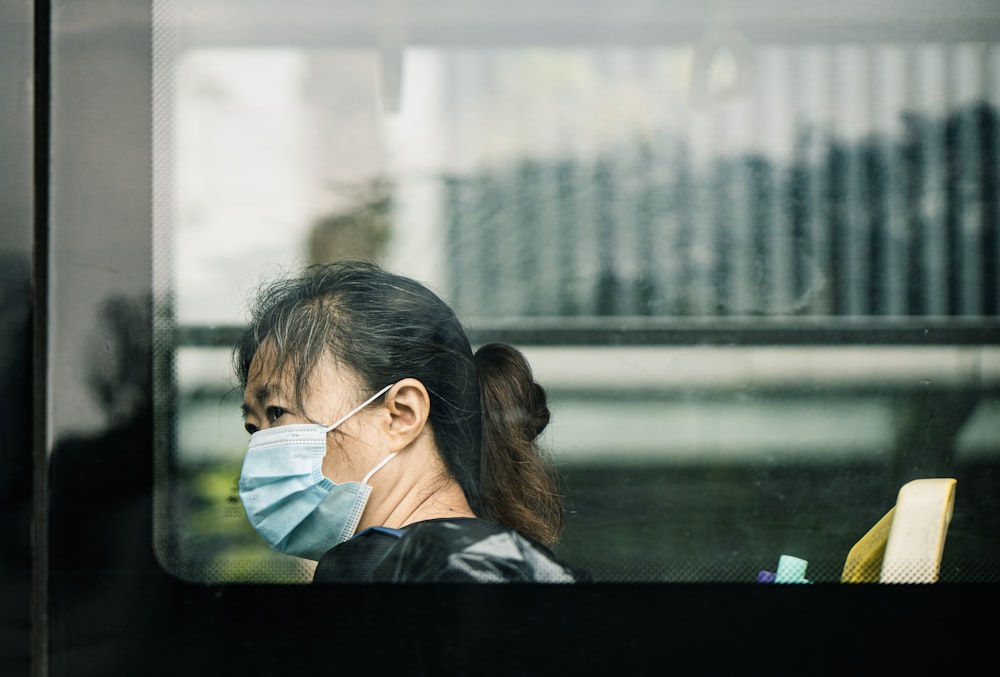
<box><xmin>382</xmin><ymin>378</ymin><xmax>431</xmax><ymax>452</ymax></box>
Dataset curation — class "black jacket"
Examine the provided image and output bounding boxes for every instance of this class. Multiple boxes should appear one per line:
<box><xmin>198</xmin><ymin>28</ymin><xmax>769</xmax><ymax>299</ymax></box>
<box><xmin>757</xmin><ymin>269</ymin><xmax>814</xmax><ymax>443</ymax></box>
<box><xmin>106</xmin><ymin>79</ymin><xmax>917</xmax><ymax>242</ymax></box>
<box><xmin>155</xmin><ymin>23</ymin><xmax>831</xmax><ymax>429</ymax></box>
<box><xmin>312</xmin><ymin>517</ymin><xmax>585</xmax><ymax>583</ymax></box>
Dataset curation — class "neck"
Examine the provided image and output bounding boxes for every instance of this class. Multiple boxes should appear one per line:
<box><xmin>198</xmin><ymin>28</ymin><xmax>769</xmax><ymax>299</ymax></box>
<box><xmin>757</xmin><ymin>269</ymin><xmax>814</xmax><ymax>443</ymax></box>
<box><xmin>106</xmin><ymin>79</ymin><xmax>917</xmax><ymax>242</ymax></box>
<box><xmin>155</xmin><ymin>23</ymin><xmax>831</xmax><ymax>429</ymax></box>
<box><xmin>391</xmin><ymin>482</ymin><xmax>477</xmax><ymax>528</ymax></box>
<box><xmin>357</xmin><ymin>439</ymin><xmax>476</xmax><ymax>531</ymax></box>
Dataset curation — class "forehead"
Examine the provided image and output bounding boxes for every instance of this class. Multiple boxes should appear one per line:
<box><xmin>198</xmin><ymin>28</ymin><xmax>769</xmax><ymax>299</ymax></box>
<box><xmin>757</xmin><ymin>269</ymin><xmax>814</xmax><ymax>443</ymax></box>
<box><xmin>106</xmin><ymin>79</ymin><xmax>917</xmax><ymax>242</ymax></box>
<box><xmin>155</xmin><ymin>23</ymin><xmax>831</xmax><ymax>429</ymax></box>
<box><xmin>243</xmin><ymin>341</ymin><xmax>359</xmax><ymax>406</ymax></box>
<box><xmin>243</xmin><ymin>343</ymin><xmax>296</xmax><ymax>407</ymax></box>
<box><xmin>245</xmin><ymin>340</ymin><xmax>292</xmax><ymax>387</ymax></box>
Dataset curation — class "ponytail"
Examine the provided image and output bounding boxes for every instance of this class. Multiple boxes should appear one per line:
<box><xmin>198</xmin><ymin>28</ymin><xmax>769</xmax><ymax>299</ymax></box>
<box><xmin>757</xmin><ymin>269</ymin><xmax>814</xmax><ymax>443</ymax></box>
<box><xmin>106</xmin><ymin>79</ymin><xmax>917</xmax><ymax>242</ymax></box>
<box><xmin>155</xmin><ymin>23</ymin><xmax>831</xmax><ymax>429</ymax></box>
<box><xmin>475</xmin><ymin>343</ymin><xmax>566</xmax><ymax>546</ymax></box>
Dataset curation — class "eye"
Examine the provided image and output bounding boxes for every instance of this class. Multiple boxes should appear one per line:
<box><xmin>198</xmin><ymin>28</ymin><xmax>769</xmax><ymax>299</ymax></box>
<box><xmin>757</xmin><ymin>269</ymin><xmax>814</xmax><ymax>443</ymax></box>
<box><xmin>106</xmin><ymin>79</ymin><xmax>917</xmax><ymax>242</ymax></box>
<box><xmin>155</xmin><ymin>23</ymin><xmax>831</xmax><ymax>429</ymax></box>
<box><xmin>266</xmin><ymin>406</ymin><xmax>287</xmax><ymax>423</ymax></box>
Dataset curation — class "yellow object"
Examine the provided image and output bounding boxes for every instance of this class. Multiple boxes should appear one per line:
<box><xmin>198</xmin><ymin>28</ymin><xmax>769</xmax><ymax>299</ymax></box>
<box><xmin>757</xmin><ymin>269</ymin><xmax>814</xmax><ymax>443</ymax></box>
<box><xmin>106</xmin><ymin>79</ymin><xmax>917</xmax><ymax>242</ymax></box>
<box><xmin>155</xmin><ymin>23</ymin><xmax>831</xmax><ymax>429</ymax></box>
<box><xmin>841</xmin><ymin>507</ymin><xmax>897</xmax><ymax>583</ymax></box>
<box><xmin>841</xmin><ymin>478</ymin><xmax>957</xmax><ymax>584</ymax></box>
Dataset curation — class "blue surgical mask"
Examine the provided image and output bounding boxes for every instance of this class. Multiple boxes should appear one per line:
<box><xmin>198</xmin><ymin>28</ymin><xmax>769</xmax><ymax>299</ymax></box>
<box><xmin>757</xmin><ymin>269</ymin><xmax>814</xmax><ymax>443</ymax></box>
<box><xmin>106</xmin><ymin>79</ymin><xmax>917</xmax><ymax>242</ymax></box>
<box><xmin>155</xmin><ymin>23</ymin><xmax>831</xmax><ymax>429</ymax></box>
<box><xmin>238</xmin><ymin>383</ymin><xmax>396</xmax><ymax>560</ymax></box>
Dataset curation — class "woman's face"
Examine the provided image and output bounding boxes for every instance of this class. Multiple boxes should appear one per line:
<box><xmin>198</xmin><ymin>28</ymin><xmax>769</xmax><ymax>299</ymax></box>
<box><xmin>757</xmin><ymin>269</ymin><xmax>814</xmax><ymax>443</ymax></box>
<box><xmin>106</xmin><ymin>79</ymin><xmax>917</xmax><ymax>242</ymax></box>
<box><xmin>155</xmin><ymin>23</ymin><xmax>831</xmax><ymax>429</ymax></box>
<box><xmin>241</xmin><ymin>343</ymin><xmax>387</xmax><ymax>483</ymax></box>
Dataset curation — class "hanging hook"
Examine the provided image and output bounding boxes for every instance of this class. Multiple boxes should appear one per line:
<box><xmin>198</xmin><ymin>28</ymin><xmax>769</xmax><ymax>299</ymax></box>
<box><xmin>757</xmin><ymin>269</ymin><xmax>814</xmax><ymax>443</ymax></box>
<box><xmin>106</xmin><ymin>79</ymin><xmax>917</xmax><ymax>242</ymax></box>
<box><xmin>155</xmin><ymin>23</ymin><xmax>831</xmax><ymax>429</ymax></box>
<box><xmin>376</xmin><ymin>0</ymin><xmax>406</xmax><ymax>114</ymax></box>
<box><xmin>688</xmin><ymin>1</ymin><xmax>755</xmax><ymax>111</ymax></box>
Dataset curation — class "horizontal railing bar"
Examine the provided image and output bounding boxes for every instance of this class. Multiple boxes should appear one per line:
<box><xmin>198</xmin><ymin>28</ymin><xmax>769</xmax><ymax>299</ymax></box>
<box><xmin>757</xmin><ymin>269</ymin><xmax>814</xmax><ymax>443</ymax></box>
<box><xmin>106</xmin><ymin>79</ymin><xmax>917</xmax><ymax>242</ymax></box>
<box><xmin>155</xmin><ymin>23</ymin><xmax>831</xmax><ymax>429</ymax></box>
<box><xmin>175</xmin><ymin>317</ymin><xmax>1000</xmax><ymax>348</ymax></box>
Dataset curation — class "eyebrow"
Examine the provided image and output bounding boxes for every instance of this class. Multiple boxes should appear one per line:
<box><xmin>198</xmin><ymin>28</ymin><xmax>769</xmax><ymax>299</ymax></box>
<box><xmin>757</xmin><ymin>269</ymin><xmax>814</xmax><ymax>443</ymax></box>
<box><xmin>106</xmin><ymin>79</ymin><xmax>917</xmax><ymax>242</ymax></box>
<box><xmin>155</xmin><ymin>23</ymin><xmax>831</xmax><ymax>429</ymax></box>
<box><xmin>241</xmin><ymin>384</ymin><xmax>274</xmax><ymax>419</ymax></box>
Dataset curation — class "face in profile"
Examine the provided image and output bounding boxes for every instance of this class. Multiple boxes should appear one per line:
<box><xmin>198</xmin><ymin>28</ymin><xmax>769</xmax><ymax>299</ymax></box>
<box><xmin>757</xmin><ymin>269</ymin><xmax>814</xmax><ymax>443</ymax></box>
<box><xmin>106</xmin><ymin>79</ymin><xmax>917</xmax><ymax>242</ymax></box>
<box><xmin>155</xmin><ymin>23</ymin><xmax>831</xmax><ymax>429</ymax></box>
<box><xmin>241</xmin><ymin>344</ymin><xmax>387</xmax><ymax>483</ymax></box>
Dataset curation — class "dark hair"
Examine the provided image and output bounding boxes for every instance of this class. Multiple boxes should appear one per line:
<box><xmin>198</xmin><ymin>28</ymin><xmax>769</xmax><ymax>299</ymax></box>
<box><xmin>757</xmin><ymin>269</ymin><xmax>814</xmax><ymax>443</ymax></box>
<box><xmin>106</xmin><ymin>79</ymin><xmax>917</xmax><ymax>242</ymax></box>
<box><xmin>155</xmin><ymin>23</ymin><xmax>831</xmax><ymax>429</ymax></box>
<box><xmin>233</xmin><ymin>260</ymin><xmax>566</xmax><ymax>545</ymax></box>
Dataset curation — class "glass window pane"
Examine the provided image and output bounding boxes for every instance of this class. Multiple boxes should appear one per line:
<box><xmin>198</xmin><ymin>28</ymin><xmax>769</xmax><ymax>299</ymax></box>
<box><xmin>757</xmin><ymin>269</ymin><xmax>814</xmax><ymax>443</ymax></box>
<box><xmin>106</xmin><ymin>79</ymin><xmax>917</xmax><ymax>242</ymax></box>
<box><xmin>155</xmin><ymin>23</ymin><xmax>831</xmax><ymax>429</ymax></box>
<box><xmin>153</xmin><ymin>0</ymin><xmax>1000</xmax><ymax>583</ymax></box>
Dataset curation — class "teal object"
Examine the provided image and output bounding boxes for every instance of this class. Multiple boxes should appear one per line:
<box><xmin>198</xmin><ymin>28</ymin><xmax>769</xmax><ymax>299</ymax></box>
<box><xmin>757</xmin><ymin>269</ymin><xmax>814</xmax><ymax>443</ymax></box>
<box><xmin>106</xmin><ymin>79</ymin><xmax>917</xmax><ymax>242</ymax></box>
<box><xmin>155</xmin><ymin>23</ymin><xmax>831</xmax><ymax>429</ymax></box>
<box><xmin>774</xmin><ymin>554</ymin><xmax>811</xmax><ymax>583</ymax></box>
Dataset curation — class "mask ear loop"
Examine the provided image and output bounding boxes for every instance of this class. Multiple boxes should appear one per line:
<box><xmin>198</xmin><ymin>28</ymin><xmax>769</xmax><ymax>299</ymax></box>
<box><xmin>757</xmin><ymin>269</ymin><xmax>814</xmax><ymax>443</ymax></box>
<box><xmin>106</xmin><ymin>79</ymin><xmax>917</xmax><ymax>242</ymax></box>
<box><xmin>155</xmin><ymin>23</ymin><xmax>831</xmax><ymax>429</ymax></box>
<box><xmin>324</xmin><ymin>383</ymin><xmax>395</xmax><ymax>432</ymax></box>
<box><xmin>362</xmin><ymin>451</ymin><xmax>399</xmax><ymax>485</ymax></box>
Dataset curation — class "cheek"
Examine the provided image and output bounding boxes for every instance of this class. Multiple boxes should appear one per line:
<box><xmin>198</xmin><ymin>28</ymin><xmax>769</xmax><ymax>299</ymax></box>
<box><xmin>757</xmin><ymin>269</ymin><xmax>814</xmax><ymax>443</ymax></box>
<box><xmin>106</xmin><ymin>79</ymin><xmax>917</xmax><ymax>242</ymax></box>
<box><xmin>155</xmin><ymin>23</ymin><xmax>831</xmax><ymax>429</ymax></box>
<box><xmin>319</xmin><ymin>414</ymin><xmax>386</xmax><ymax>481</ymax></box>
<box><xmin>320</xmin><ymin>432</ymin><xmax>372</xmax><ymax>483</ymax></box>
<box><xmin>320</xmin><ymin>453</ymin><xmax>337</xmax><ymax>482</ymax></box>
<box><xmin>320</xmin><ymin>435</ymin><xmax>351</xmax><ymax>482</ymax></box>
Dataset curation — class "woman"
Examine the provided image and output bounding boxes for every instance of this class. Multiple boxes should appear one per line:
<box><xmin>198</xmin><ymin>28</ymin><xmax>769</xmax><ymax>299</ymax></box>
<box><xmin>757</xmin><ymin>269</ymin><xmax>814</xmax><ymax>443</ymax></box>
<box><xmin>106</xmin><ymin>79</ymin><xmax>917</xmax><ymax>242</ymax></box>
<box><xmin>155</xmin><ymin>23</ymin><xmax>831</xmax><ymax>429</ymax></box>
<box><xmin>234</xmin><ymin>260</ymin><xmax>584</xmax><ymax>582</ymax></box>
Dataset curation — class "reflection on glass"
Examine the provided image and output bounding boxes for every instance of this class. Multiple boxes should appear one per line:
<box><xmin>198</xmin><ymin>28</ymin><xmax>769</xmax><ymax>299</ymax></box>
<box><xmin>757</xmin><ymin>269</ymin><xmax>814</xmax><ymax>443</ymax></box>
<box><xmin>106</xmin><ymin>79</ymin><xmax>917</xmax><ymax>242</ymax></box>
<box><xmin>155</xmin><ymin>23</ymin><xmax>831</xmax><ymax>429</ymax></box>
<box><xmin>154</xmin><ymin>4</ymin><xmax>1000</xmax><ymax>582</ymax></box>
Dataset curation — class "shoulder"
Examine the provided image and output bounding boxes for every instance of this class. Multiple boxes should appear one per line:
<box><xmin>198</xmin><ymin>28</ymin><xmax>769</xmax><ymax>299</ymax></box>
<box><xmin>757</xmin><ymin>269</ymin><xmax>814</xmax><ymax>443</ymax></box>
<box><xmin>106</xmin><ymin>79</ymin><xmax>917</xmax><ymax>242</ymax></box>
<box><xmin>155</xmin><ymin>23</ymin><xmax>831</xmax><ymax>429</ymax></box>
<box><xmin>375</xmin><ymin>518</ymin><xmax>582</xmax><ymax>583</ymax></box>
<box><xmin>312</xmin><ymin>526</ymin><xmax>404</xmax><ymax>583</ymax></box>
<box><xmin>314</xmin><ymin>518</ymin><xmax>584</xmax><ymax>583</ymax></box>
